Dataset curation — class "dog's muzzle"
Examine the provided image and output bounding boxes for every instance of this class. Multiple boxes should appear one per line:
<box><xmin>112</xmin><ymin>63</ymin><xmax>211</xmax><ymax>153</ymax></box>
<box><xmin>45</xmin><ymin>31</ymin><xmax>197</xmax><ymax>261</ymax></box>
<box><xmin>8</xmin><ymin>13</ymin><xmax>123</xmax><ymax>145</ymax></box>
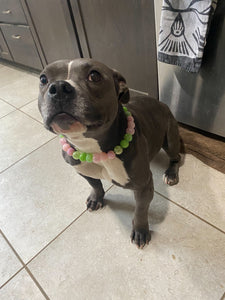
<box><xmin>45</xmin><ymin>80</ymin><xmax>103</xmax><ymax>133</ymax></box>
<box><xmin>48</xmin><ymin>80</ymin><xmax>76</xmax><ymax>102</ymax></box>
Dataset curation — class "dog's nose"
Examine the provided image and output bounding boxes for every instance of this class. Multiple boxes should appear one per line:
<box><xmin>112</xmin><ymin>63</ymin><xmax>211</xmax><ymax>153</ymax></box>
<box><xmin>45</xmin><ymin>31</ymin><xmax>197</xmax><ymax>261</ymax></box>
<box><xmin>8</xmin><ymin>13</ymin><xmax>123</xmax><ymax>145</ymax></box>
<box><xmin>48</xmin><ymin>81</ymin><xmax>75</xmax><ymax>100</ymax></box>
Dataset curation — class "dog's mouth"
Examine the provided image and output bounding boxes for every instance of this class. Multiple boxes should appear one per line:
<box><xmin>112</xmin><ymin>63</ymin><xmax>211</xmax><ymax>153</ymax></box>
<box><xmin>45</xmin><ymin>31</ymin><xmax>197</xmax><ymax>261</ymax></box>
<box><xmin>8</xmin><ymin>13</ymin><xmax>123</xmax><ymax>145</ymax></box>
<box><xmin>85</xmin><ymin>119</ymin><xmax>104</xmax><ymax>130</ymax></box>
<box><xmin>49</xmin><ymin>112</ymin><xmax>103</xmax><ymax>134</ymax></box>
<box><xmin>51</xmin><ymin>113</ymin><xmax>77</xmax><ymax>129</ymax></box>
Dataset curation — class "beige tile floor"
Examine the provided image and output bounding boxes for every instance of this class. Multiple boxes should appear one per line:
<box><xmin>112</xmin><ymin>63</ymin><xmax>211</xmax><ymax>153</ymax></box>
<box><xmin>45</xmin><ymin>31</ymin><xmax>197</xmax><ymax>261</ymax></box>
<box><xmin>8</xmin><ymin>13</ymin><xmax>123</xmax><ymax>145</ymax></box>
<box><xmin>0</xmin><ymin>63</ymin><xmax>225</xmax><ymax>300</ymax></box>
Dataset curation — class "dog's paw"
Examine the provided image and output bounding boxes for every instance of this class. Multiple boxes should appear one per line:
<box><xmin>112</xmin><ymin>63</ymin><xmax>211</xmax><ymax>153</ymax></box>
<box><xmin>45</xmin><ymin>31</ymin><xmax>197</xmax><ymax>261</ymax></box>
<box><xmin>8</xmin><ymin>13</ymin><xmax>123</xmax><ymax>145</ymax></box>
<box><xmin>86</xmin><ymin>188</ymin><xmax>104</xmax><ymax>212</ymax></box>
<box><xmin>163</xmin><ymin>170</ymin><xmax>179</xmax><ymax>186</ymax></box>
<box><xmin>86</xmin><ymin>195</ymin><xmax>104</xmax><ymax>212</ymax></box>
<box><xmin>130</xmin><ymin>228</ymin><xmax>151</xmax><ymax>249</ymax></box>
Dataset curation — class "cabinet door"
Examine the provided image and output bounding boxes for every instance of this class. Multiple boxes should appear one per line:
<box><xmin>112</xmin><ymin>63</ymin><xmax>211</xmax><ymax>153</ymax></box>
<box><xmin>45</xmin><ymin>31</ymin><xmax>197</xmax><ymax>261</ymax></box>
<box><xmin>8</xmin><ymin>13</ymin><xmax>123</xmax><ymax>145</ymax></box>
<box><xmin>0</xmin><ymin>29</ymin><xmax>13</xmax><ymax>60</ymax></box>
<box><xmin>26</xmin><ymin>0</ymin><xmax>81</xmax><ymax>64</ymax></box>
<box><xmin>72</xmin><ymin>0</ymin><xmax>158</xmax><ymax>97</ymax></box>
<box><xmin>0</xmin><ymin>0</ymin><xmax>27</xmax><ymax>25</ymax></box>
<box><xmin>1</xmin><ymin>24</ymin><xmax>42</xmax><ymax>69</ymax></box>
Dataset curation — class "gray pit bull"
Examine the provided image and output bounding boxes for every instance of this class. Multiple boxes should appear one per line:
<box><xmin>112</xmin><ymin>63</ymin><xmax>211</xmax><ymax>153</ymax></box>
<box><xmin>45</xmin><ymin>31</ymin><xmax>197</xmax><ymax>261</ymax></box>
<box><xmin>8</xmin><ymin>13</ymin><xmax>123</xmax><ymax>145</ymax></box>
<box><xmin>38</xmin><ymin>58</ymin><xmax>181</xmax><ymax>249</ymax></box>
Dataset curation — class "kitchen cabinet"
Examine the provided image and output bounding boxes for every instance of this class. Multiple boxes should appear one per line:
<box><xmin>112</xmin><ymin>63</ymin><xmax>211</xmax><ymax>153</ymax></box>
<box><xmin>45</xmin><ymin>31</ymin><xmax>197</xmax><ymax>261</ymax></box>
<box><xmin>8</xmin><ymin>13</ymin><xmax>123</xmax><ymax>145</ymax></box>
<box><xmin>0</xmin><ymin>0</ymin><xmax>158</xmax><ymax>97</ymax></box>
<box><xmin>0</xmin><ymin>0</ymin><xmax>43</xmax><ymax>69</ymax></box>
<box><xmin>71</xmin><ymin>0</ymin><xmax>158</xmax><ymax>97</ymax></box>
<box><xmin>26</xmin><ymin>0</ymin><xmax>81</xmax><ymax>64</ymax></box>
<box><xmin>0</xmin><ymin>0</ymin><xmax>27</xmax><ymax>24</ymax></box>
<box><xmin>1</xmin><ymin>23</ymin><xmax>42</xmax><ymax>69</ymax></box>
<box><xmin>0</xmin><ymin>28</ymin><xmax>12</xmax><ymax>60</ymax></box>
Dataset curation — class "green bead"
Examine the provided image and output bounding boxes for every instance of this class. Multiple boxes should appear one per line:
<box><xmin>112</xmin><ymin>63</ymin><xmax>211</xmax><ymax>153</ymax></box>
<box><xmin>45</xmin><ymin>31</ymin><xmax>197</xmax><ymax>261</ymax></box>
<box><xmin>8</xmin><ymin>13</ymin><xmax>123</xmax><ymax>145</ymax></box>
<box><xmin>72</xmin><ymin>151</ymin><xmax>80</xmax><ymax>160</ymax></box>
<box><xmin>124</xmin><ymin>133</ymin><xmax>132</xmax><ymax>142</ymax></box>
<box><xmin>86</xmin><ymin>153</ymin><xmax>93</xmax><ymax>163</ymax></box>
<box><xmin>125</xmin><ymin>111</ymin><xmax>131</xmax><ymax>117</ymax></box>
<box><xmin>59</xmin><ymin>134</ymin><xmax>64</xmax><ymax>138</ymax></box>
<box><xmin>120</xmin><ymin>139</ymin><xmax>129</xmax><ymax>149</ymax></box>
<box><xmin>79</xmin><ymin>152</ymin><xmax>87</xmax><ymax>162</ymax></box>
<box><xmin>114</xmin><ymin>145</ymin><xmax>123</xmax><ymax>155</ymax></box>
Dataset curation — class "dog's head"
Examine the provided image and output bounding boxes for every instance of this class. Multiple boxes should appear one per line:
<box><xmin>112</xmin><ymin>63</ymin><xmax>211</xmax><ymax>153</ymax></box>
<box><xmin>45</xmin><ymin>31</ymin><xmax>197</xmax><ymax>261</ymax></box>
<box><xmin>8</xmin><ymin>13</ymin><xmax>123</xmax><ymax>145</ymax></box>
<box><xmin>38</xmin><ymin>58</ymin><xmax>130</xmax><ymax>137</ymax></box>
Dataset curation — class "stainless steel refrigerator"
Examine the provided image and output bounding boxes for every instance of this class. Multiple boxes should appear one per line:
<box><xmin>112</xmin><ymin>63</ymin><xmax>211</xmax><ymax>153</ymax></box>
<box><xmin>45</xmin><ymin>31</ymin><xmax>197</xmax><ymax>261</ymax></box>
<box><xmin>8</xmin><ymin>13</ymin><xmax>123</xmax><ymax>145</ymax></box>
<box><xmin>154</xmin><ymin>0</ymin><xmax>225</xmax><ymax>138</ymax></box>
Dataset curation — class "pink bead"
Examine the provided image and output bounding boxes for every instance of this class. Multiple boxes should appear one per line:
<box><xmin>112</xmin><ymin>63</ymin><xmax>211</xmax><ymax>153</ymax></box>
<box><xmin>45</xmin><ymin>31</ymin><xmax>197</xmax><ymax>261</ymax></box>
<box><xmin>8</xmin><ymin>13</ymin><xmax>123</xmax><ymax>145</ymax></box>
<box><xmin>127</xmin><ymin>116</ymin><xmax>134</xmax><ymax>122</ymax></box>
<box><xmin>126</xmin><ymin>127</ymin><xmax>135</xmax><ymax>135</ymax></box>
<box><xmin>93</xmin><ymin>153</ymin><xmax>101</xmax><ymax>163</ymax></box>
<box><xmin>62</xmin><ymin>143</ymin><xmax>70</xmax><ymax>152</ymax></box>
<box><xmin>67</xmin><ymin>147</ymin><xmax>74</xmax><ymax>156</ymax></box>
<box><xmin>100</xmin><ymin>152</ymin><xmax>108</xmax><ymax>161</ymax></box>
<box><xmin>128</xmin><ymin>120</ymin><xmax>135</xmax><ymax>129</ymax></box>
<box><xmin>59</xmin><ymin>138</ymin><xmax>67</xmax><ymax>145</ymax></box>
<box><xmin>107</xmin><ymin>151</ymin><xmax>116</xmax><ymax>160</ymax></box>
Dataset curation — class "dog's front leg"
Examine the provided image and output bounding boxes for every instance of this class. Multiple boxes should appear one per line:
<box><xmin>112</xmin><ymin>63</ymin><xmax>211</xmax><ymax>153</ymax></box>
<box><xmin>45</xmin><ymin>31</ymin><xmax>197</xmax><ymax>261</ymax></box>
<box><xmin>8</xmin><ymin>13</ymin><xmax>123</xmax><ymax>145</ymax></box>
<box><xmin>131</xmin><ymin>177</ymin><xmax>154</xmax><ymax>249</ymax></box>
<box><xmin>80</xmin><ymin>175</ymin><xmax>105</xmax><ymax>211</ymax></box>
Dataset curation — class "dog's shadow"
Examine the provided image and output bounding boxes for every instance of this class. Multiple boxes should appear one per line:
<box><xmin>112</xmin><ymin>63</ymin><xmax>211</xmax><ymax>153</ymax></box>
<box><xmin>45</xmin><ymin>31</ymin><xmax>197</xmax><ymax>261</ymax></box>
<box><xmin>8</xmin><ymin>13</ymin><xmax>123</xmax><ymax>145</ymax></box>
<box><xmin>103</xmin><ymin>150</ymin><xmax>183</xmax><ymax>237</ymax></box>
<box><xmin>104</xmin><ymin>189</ymin><xmax>169</xmax><ymax>236</ymax></box>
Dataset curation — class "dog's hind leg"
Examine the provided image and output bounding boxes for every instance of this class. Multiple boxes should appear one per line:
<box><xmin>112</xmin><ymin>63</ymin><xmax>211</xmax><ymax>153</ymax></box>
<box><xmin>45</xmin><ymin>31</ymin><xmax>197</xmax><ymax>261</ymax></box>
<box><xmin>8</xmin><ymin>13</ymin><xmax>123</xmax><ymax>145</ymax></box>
<box><xmin>162</xmin><ymin>116</ymin><xmax>181</xmax><ymax>186</ymax></box>
<box><xmin>80</xmin><ymin>175</ymin><xmax>105</xmax><ymax>211</ymax></box>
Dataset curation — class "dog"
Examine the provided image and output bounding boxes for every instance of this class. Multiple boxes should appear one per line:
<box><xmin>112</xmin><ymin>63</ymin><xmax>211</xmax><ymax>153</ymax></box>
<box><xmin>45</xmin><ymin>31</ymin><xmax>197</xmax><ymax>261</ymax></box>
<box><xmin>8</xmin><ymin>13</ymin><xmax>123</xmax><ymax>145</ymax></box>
<box><xmin>38</xmin><ymin>58</ymin><xmax>181</xmax><ymax>249</ymax></box>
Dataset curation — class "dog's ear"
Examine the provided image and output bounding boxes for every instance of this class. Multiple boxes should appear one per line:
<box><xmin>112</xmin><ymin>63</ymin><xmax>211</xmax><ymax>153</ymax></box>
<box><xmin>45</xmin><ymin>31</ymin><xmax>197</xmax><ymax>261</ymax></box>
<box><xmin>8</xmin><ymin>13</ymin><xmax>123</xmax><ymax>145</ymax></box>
<box><xmin>113</xmin><ymin>70</ymin><xmax>130</xmax><ymax>104</ymax></box>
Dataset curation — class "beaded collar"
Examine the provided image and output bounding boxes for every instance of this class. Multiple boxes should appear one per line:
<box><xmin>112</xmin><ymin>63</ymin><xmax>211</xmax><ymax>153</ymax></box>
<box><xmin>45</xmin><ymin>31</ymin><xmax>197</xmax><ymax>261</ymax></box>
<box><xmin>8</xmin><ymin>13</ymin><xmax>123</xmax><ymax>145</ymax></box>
<box><xmin>59</xmin><ymin>106</ymin><xmax>135</xmax><ymax>163</ymax></box>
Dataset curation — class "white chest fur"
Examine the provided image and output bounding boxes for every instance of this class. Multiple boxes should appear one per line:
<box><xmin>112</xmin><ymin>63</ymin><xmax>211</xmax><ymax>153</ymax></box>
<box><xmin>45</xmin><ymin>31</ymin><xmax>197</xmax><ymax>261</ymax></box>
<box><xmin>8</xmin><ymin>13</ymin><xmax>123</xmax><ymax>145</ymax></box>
<box><xmin>65</xmin><ymin>132</ymin><xmax>130</xmax><ymax>186</ymax></box>
<box><xmin>74</xmin><ymin>157</ymin><xmax>129</xmax><ymax>186</ymax></box>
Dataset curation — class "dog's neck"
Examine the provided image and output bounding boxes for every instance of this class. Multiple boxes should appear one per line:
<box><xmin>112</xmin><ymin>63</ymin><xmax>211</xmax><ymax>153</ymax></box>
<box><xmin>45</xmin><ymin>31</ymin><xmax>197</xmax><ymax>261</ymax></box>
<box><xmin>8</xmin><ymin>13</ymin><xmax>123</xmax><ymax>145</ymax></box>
<box><xmin>65</xmin><ymin>105</ymin><xmax>129</xmax><ymax>154</ymax></box>
<box><xmin>66</xmin><ymin>134</ymin><xmax>101</xmax><ymax>154</ymax></box>
<box><xmin>87</xmin><ymin>105</ymin><xmax>128</xmax><ymax>152</ymax></box>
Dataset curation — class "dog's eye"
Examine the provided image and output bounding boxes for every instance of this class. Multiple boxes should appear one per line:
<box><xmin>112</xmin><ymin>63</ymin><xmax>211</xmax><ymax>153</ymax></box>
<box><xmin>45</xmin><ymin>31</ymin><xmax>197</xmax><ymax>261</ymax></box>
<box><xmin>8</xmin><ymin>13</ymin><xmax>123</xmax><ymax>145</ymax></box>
<box><xmin>40</xmin><ymin>74</ymin><xmax>48</xmax><ymax>85</ymax></box>
<box><xmin>88</xmin><ymin>71</ymin><xmax>102</xmax><ymax>82</ymax></box>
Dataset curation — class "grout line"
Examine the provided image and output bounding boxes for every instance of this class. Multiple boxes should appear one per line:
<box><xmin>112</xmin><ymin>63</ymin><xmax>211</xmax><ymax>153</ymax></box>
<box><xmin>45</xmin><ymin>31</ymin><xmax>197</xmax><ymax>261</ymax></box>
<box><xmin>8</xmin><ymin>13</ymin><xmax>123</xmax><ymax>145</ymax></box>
<box><xmin>24</xmin><ymin>184</ymin><xmax>114</xmax><ymax>266</ymax></box>
<box><xmin>0</xmin><ymin>230</ymin><xmax>49</xmax><ymax>299</ymax></box>
<box><xmin>24</xmin><ymin>266</ymin><xmax>50</xmax><ymax>300</ymax></box>
<box><xmin>18</xmin><ymin>107</ymin><xmax>43</xmax><ymax>125</ymax></box>
<box><xmin>0</xmin><ymin>97</ymin><xmax>44</xmax><ymax>125</ymax></box>
<box><xmin>0</xmin><ymin>186</ymin><xmax>113</xmax><ymax>292</ymax></box>
<box><xmin>0</xmin><ymin>263</ymin><xmax>25</xmax><ymax>290</ymax></box>
<box><xmin>0</xmin><ymin>96</ymin><xmax>37</xmax><ymax>111</ymax></box>
<box><xmin>0</xmin><ymin>207</ymin><xmax>92</xmax><ymax>292</ymax></box>
<box><xmin>0</xmin><ymin>97</ymin><xmax>16</xmax><ymax>107</ymax></box>
<box><xmin>25</xmin><ymin>210</ymin><xmax>87</xmax><ymax>266</ymax></box>
<box><xmin>154</xmin><ymin>190</ymin><xmax>225</xmax><ymax>235</ymax></box>
<box><xmin>0</xmin><ymin>100</ymin><xmax>17</xmax><ymax>120</ymax></box>
<box><xmin>20</xmin><ymin>185</ymin><xmax>114</xmax><ymax>267</ymax></box>
<box><xmin>105</xmin><ymin>184</ymin><xmax>114</xmax><ymax>193</ymax></box>
<box><xmin>0</xmin><ymin>97</ymin><xmax>21</xmax><ymax>110</ymax></box>
<box><xmin>0</xmin><ymin>137</ymin><xmax>56</xmax><ymax>175</ymax></box>
<box><xmin>18</xmin><ymin>98</ymin><xmax>38</xmax><ymax>109</ymax></box>
<box><xmin>0</xmin><ymin>97</ymin><xmax>38</xmax><ymax>110</ymax></box>
<box><xmin>0</xmin><ymin>98</ymin><xmax>42</xmax><ymax>126</ymax></box>
<box><xmin>0</xmin><ymin>110</ymin><xmax>16</xmax><ymax>120</ymax></box>
<box><xmin>0</xmin><ymin>230</ymin><xmax>26</xmax><ymax>290</ymax></box>
<box><xmin>0</xmin><ymin>231</ymin><xmax>25</xmax><ymax>267</ymax></box>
